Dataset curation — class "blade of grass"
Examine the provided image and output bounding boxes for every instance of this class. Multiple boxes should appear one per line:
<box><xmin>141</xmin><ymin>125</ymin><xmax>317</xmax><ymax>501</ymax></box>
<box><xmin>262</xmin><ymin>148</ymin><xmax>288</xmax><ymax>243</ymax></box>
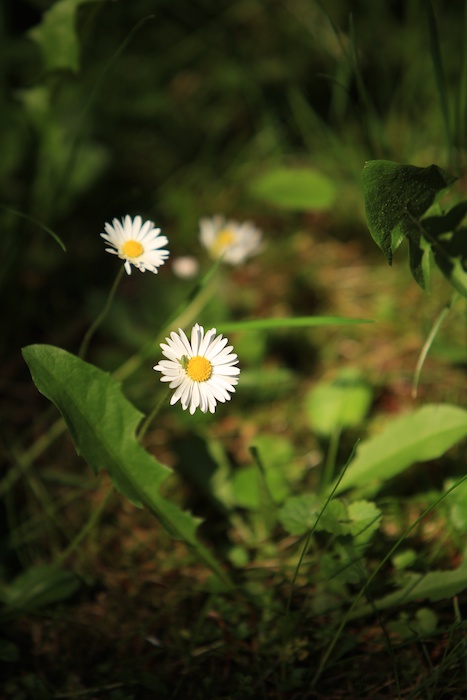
<box><xmin>0</xmin><ymin>204</ymin><xmax>66</xmax><ymax>251</ymax></box>
<box><xmin>285</xmin><ymin>441</ymin><xmax>359</xmax><ymax>618</ymax></box>
<box><xmin>311</xmin><ymin>473</ymin><xmax>467</xmax><ymax>687</ymax></box>
<box><xmin>217</xmin><ymin>316</ymin><xmax>373</xmax><ymax>333</ymax></box>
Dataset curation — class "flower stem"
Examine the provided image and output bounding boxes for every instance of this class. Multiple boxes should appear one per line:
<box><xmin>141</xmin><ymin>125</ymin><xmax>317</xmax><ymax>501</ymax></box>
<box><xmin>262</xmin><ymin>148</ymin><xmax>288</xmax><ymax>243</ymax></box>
<box><xmin>114</xmin><ymin>259</ymin><xmax>221</xmax><ymax>382</ymax></box>
<box><xmin>137</xmin><ymin>387</ymin><xmax>170</xmax><ymax>442</ymax></box>
<box><xmin>412</xmin><ymin>291</ymin><xmax>459</xmax><ymax>399</ymax></box>
<box><xmin>79</xmin><ymin>266</ymin><xmax>125</xmax><ymax>360</ymax></box>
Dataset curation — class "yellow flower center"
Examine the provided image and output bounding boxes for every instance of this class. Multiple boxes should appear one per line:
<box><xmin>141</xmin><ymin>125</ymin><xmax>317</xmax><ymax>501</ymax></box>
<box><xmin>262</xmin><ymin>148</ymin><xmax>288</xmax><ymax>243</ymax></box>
<box><xmin>122</xmin><ymin>239</ymin><xmax>144</xmax><ymax>258</ymax></box>
<box><xmin>212</xmin><ymin>228</ymin><xmax>236</xmax><ymax>256</ymax></box>
<box><xmin>186</xmin><ymin>355</ymin><xmax>212</xmax><ymax>382</ymax></box>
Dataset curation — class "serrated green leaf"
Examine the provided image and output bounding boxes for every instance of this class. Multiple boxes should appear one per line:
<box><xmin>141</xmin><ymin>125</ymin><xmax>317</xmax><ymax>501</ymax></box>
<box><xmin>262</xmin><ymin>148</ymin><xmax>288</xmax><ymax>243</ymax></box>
<box><xmin>29</xmin><ymin>0</ymin><xmax>93</xmax><ymax>73</ymax></box>
<box><xmin>333</xmin><ymin>404</ymin><xmax>467</xmax><ymax>494</ymax></box>
<box><xmin>248</xmin><ymin>167</ymin><xmax>336</xmax><ymax>211</ymax></box>
<box><xmin>22</xmin><ymin>345</ymin><xmax>227</xmax><ymax>582</ymax></box>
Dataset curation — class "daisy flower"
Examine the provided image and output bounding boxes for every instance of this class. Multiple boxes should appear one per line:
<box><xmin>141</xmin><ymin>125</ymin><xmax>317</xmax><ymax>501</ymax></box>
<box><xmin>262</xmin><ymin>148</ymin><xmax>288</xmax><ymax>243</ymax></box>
<box><xmin>199</xmin><ymin>215</ymin><xmax>263</xmax><ymax>265</ymax></box>
<box><xmin>153</xmin><ymin>323</ymin><xmax>240</xmax><ymax>414</ymax></box>
<box><xmin>101</xmin><ymin>215</ymin><xmax>169</xmax><ymax>274</ymax></box>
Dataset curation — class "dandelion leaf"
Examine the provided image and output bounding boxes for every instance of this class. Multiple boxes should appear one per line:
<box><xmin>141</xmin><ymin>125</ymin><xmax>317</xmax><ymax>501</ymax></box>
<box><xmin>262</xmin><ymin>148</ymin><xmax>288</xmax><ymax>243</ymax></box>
<box><xmin>22</xmin><ymin>345</ymin><xmax>225</xmax><ymax>580</ymax></box>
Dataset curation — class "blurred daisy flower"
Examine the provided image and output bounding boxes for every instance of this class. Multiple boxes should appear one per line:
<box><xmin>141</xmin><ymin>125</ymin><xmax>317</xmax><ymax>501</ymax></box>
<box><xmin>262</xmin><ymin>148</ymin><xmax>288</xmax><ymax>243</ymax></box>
<box><xmin>101</xmin><ymin>215</ymin><xmax>169</xmax><ymax>274</ymax></box>
<box><xmin>154</xmin><ymin>323</ymin><xmax>240</xmax><ymax>414</ymax></box>
<box><xmin>199</xmin><ymin>215</ymin><xmax>263</xmax><ymax>265</ymax></box>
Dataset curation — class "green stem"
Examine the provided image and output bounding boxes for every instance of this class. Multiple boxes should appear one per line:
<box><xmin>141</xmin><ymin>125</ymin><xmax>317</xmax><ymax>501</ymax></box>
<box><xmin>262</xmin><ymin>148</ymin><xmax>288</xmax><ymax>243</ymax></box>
<box><xmin>320</xmin><ymin>427</ymin><xmax>341</xmax><ymax>494</ymax></box>
<box><xmin>136</xmin><ymin>387</ymin><xmax>170</xmax><ymax>442</ymax></box>
<box><xmin>79</xmin><ymin>266</ymin><xmax>124</xmax><ymax>360</ymax></box>
<box><xmin>412</xmin><ymin>292</ymin><xmax>459</xmax><ymax>399</ymax></box>
<box><xmin>114</xmin><ymin>259</ymin><xmax>221</xmax><ymax>382</ymax></box>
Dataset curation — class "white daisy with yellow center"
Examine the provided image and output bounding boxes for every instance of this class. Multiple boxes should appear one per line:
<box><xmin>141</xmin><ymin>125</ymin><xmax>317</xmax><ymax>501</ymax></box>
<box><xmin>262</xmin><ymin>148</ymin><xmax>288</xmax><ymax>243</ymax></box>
<box><xmin>101</xmin><ymin>215</ymin><xmax>169</xmax><ymax>274</ymax></box>
<box><xmin>153</xmin><ymin>323</ymin><xmax>240</xmax><ymax>414</ymax></box>
<box><xmin>199</xmin><ymin>215</ymin><xmax>263</xmax><ymax>265</ymax></box>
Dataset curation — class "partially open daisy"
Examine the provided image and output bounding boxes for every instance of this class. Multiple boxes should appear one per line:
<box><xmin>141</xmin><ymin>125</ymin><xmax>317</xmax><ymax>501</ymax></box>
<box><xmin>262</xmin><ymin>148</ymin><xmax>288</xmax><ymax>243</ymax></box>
<box><xmin>199</xmin><ymin>215</ymin><xmax>263</xmax><ymax>265</ymax></box>
<box><xmin>101</xmin><ymin>215</ymin><xmax>169</xmax><ymax>274</ymax></box>
<box><xmin>153</xmin><ymin>323</ymin><xmax>240</xmax><ymax>414</ymax></box>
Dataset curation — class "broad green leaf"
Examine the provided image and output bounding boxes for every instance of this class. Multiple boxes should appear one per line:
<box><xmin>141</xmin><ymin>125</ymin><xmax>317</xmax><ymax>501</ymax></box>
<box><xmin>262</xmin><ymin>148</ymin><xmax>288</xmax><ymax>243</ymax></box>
<box><xmin>334</xmin><ymin>404</ymin><xmax>467</xmax><ymax>494</ymax></box>
<box><xmin>22</xmin><ymin>345</ymin><xmax>227</xmax><ymax>582</ymax></box>
<box><xmin>248</xmin><ymin>167</ymin><xmax>336</xmax><ymax>211</ymax></box>
<box><xmin>352</xmin><ymin>559</ymin><xmax>467</xmax><ymax>618</ymax></box>
<box><xmin>361</xmin><ymin>160</ymin><xmax>456</xmax><ymax>264</ymax></box>
<box><xmin>306</xmin><ymin>369</ymin><xmax>373</xmax><ymax>437</ymax></box>
<box><xmin>0</xmin><ymin>565</ymin><xmax>80</xmax><ymax>621</ymax></box>
<box><xmin>29</xmin><ymin>0</ymin><xmax>94</xmax><ymax>73</ymax></box>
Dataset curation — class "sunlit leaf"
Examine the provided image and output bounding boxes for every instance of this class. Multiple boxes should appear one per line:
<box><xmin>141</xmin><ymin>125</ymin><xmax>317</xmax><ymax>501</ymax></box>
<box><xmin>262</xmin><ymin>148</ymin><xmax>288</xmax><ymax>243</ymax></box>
<box><xmin>29</xmin><ymin>0</ymin><xmax>94</xmax><ymax>73</ymax></box>
<box><xmin>232</xmin><ymin>436</ymin><xmax>295</xmax><ymax>510</ymax></box>
<box><xmin>334</xmin><ymin>404</ymin><xmax>467</xmax><ymax>494</ymax></box>
<box><xmin>248</xmin><ymin>166</ymin><xmax>336</xmax><ymax>211</ymax></box>
<box><xmin>306</xmin><ymin>369</ymin><xmax>373</xmax><ymax>437</ymax></box>
<box><xmin>22</xmin><ymin>345</ymin><xmax>227</xmax><ymax>582</ymax></box>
